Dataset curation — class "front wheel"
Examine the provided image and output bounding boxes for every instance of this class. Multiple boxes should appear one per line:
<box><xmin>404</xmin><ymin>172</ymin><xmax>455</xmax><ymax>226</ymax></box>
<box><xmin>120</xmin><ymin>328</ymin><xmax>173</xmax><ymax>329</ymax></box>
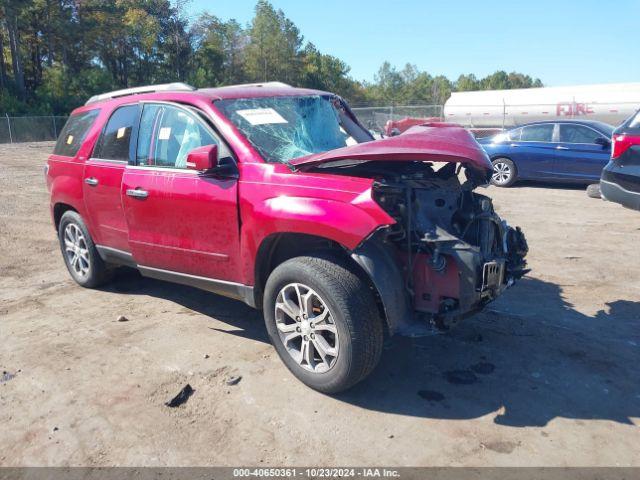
<box><xmin>491</xmin><ymin>158</ymin><xmax>518</xmax><ymax>187</ymax></box>
<box><xmin>263</xmin><ymin>255</ymin><xmax>384</xmax><ymax>393</ymax></box>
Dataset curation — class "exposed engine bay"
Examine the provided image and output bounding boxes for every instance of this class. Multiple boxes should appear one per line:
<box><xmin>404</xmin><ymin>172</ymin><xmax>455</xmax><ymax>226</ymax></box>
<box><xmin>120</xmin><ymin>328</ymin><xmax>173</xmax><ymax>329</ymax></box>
<box><xmin>315</xmin><ymin>160</ymin><xmax>529</xmax><ymax>331</ymax></box>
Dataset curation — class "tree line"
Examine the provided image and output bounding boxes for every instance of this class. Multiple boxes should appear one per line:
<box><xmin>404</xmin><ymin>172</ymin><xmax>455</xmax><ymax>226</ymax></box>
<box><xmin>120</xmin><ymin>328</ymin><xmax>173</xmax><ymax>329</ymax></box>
<box><xmin>0</xmin><ymin>0</ymin><xmax>543</xmax><ymax>115</ymax></box>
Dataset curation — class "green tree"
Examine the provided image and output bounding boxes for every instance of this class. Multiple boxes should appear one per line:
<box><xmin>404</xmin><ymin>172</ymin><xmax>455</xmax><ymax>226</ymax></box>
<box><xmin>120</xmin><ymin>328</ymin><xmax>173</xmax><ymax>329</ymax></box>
<box><xmin>477</xmin><ymin>70</ymin><xmax>543</xmax><ymax>90</ymax></box>
<box><xmin>159</xmin><ymin>0</ymin><xmax>192</xmax><ymax>82</ymax></box>
<box><xmin>190</xmin><ymin>14</ymin><xmax>246</xmax><ymax>87</ymax></box>
<box><xmin>219</xmin><ymin>19</ymin><xmax>246</xmax><ymax>85</ymax></box>
<box><xmin>481</xmin><ymin>70</ymin><xmax>510</xmax><ymax>90</ymax></box>
<box><xmin>0</xmin><ymin>0</ymin><xmax>545</xmax><ymax>115</ymax></box>
<box><xmin>455</xmin><ymin>73</ymin><xmax>479</xmax><ymax>91</ymax></box>
<box><xmin>370</xmin><ymin>61</ymin><xmax>404</xmax><ymax>104</ymax></box>
<box><xmin>244</xmin><ymin>0</ymin><xmax>302</xmax><ymax>83</ymax></box>
<box><xmin>300</xmin><ymin>44</ymin><xmax>344</xmax><ymax>90</ymax></box>
<box><xmin>1</xmin><ymin>0</ymin><xmax>27</xmax><ymax>101</ymax></box>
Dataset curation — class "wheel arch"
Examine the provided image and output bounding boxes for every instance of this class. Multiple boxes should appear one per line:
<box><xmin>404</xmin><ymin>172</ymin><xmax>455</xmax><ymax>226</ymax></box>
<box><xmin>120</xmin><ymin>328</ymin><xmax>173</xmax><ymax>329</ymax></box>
<box><xmin>53</xmin><ymin>202</ymin><xmax>78</xmax><ymax>230</ymax></box>
<box><xmin>253</xmin><ymin>232</ymin><xmax>393</xmax><ymax>337</ymax></box>
<box><xmin>490</xmin><ymin>154</ymin><xmax>515</xmax><ymax>163</ymax></box>
<box><xmin>491</xmin><ymin>155</ymin><xmax>518</xmax><ymax>171</ymax></box>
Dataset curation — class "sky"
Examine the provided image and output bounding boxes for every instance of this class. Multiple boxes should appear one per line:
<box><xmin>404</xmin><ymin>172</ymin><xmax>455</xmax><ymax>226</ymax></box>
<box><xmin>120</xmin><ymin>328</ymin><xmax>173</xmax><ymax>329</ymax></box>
<box><xmin>187</xmin><ymin>0</ymin><xmax>639</xmax><ymax>87</ymax></box>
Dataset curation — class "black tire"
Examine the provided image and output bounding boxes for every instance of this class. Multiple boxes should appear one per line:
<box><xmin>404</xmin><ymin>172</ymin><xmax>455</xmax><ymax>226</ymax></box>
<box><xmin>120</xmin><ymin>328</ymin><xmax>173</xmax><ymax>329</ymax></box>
<box><xmin>58</xmin><ymin>210</ymin><xmax>111</xmax><ymax>288</ymax></box>
<box><xmin>490</xmin><ymin>157</ymin><xmax>518</xmax><ymax>187</ymax></box>
<box><xmin>586</xmin><ymin>183</ymin><xmax>602</xmax><ymax>199</ymax></box>
<box><xmin>263</xmin><ymin>255</ymin><xmax>384</xmax><ymax>393</ymax></box>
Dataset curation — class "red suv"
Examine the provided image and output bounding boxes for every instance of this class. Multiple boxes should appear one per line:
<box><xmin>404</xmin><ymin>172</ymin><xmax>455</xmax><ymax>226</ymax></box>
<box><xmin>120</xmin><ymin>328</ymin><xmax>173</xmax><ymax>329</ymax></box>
<box><xmin>46</xmin><ymin>82</ymin><xmax>528</xmax><ymax>393</ymax></box>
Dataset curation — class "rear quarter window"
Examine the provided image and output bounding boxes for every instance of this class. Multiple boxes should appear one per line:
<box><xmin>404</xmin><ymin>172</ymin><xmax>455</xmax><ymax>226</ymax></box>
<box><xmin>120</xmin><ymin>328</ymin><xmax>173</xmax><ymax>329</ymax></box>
<box><xmin>53</xmin><ymin>109</ymin><xmax>100</xmax><ymax>157</ymax></box>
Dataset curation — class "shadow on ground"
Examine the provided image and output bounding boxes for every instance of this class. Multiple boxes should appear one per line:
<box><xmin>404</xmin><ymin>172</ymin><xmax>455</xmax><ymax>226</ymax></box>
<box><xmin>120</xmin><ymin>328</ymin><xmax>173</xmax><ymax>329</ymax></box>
<box><xmin>103</xmin><ymin>270</ymin><xmax>640</xmax><ymax>428</ymax></box>
<box><xmin>103</xmin><ymin>268</ymin><xmax>268</xmax><ymax>342</ymax></box>
<box><xmin>510</xmin><ymin>180</ymin><xmax>591</xmax><ymax>191</ymax></box>
<box><xmin>342</xmin><ymin>278</ymin><xmax>640</xmax><ymax>427</ymax></box>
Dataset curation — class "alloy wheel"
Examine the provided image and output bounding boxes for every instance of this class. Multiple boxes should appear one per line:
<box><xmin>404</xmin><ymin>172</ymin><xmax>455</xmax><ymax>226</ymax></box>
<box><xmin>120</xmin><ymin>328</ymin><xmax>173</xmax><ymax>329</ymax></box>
<box><xmin>492</xmin><ymin>161</ymin><xmax>512</xmax><ymax>185</ymax></box>
<box><xmin>274</xmin><ymin>283</ymin><xmax>339</xmax><ymax>373</ymax></box>
<box><xmin>63</xmin><ymin>223</ymin><xmax>90</xmax><ymax>277</ymax></box>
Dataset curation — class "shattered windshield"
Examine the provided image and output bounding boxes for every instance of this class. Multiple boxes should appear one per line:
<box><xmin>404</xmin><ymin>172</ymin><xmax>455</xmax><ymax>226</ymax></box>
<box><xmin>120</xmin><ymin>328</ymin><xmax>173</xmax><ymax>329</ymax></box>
<box><xmin>216</xmin><ymin>95</ymin><xmax>371</xmax><ymax>164</ymax></box>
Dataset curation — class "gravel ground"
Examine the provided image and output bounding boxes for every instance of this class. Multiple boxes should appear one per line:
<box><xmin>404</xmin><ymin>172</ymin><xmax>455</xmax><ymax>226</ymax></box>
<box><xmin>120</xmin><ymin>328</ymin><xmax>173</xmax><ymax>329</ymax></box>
<box><xmin>1</xmin><ymin>142</ymin><xmax>639</xmax><ymax>466</ymax></box>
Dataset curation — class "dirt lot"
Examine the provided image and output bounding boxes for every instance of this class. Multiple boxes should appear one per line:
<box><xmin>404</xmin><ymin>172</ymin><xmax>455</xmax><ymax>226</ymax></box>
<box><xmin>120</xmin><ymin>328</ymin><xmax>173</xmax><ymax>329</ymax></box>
<box><xmin>1</xmin><ymin>142</ymin><xmax>639</xmax><ymax>466</ymax></box>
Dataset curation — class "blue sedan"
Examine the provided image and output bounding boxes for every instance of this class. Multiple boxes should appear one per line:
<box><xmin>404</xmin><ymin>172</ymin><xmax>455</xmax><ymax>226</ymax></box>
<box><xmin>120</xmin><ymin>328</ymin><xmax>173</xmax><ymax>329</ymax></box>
<box><xmin>478</xmin><ymin>120</ymin><xmax>615</xmax><ymax>187</ymax></box>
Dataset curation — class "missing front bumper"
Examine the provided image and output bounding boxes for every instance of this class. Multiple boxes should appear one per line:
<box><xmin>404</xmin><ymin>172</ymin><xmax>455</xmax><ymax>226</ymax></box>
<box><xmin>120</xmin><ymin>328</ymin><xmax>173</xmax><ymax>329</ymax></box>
<box><xmin>481</xmin><ymin>260</ymin><xmax>506</xmax><ymax>296</ymax></box>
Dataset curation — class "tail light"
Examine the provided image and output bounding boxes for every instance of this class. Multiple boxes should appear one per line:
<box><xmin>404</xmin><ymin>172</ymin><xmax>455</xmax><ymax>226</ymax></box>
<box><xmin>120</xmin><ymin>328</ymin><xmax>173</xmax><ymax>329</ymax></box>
<box><xmin>612</xmin><ymin>134</ymin><xmax>640</xmax><ymax>159</ymax></box>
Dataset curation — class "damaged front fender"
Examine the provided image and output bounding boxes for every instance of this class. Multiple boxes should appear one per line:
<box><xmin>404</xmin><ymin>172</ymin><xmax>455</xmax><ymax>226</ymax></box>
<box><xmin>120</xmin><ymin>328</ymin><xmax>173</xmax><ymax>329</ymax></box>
<box><xmin>352</xmin><ymin>221</ymin><xmax>528</xmax><ymax>337</ymax></box>
<box><xmin>350</xmin><ymin>231</ymin><xmax>412</xmax><ymax>336</ymax></box>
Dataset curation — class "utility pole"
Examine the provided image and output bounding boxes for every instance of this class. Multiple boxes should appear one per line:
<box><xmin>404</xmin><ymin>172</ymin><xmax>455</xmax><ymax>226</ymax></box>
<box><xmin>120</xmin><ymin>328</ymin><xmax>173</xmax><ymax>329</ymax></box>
<box><xmin>6</xmin><ymin>114</ymin><xmax>13</xmax><ymax>144</ymax></box>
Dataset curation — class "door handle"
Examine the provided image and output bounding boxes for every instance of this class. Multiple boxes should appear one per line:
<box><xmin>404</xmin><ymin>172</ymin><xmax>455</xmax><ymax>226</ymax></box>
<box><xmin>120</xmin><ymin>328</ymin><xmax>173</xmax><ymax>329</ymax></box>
<box><xmin>84</xmin><ymin>177</ymin><xmax>98</xmax><ymax>186</ymax></box>
<box><xmin>126</xmin><ymin>188</ymin><xmax>149</xmax><ymax>199</ymax></box>
<box><xmin>556</xmin><ymin>145</ymin><xmax>569</xmax><ymax>150</ymax></box>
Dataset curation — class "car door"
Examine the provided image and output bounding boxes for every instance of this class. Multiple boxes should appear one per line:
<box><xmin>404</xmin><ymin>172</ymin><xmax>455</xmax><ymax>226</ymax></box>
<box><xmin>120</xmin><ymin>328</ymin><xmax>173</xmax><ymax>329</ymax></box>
<box><xmin>554</xmin><ymin>123</ymin><xmax>611</xmax><ymax>181</ymax></box>
<box><xmin>516</xmin><ymin>124</ymin><xmax>558</xmax><ymax>179</ymax></box>
<box><xmin>121</xmin><ymin>102</ymin><xmax>241</xmax><ymax>283</ymax></box>
<box><xmin>83</xmin><ymin>104</ymin><xmax>139</xmax><ymax>252</ymax></box>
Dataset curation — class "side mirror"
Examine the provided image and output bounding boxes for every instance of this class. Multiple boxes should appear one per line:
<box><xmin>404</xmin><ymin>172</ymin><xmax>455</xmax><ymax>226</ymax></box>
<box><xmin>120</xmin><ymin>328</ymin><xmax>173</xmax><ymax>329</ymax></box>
<box><xmin>594</xmin><ymin>137</ymin><xmax>611</xmax><ymax>148</ymax></box>
<box><xmin>186</xmin><ymin>144</ymin><xmax>218</xmax><ymax>172</ymax></box>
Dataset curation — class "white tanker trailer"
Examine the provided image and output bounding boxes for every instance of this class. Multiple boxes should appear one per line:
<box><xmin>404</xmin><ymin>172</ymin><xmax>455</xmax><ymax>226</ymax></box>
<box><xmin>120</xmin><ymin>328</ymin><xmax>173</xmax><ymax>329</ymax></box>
<box><xmin>443</xmin><ymin>82</ymin><xmax>640</xmax><ymax>128</ymax></box>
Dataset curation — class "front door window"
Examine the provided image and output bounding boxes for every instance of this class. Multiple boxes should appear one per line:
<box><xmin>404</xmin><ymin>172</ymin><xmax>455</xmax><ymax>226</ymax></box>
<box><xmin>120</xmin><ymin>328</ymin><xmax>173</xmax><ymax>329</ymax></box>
<box><xmin>520</xmin><ymin>124</ymin><xmax>554</xmax><ymax>142</ymax></box>
<box><xmin>136</xmin><ymin>104</ymin><xmax>217</xmax><ymax>169</ymax></box>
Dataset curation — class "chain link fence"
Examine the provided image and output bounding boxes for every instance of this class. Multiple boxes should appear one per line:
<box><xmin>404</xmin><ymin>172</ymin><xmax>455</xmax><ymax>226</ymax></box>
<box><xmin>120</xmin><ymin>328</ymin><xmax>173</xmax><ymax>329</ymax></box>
<box><xmin>4</xmin><ymin>108</ymin><xmax>448</xmax><ymax>144</ymax></box>
<box><xmin>0</xmin><ymin>115</ymin><xmax>68</xmax><ymax>144</ymax></box>
<box><xmin>2</xmin><ymin>99</ymin><xmax>637</xmax><ymax>144</ymax></box>
<box><xmin>352</xmin><ymin>101</ymin><xmax>638</xmax><ymax>136</ymax></box>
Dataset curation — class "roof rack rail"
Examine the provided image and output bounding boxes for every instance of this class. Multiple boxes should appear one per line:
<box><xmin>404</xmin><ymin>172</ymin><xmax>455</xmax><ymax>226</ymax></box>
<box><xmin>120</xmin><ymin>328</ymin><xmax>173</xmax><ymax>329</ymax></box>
<box><xmin>85</xmin><ymin>82</ymin><xmax>196</xmax><ymax>105</ymax></box>
<box><xmin>220</xmin><ymin>81</ymin><xmax>292</xmax><ymax>89</ymax></box>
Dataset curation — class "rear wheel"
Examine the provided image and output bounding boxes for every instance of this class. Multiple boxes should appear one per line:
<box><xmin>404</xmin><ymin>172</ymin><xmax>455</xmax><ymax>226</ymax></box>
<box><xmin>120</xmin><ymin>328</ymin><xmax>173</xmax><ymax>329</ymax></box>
<box><xmin>263</xmin><ymin>255</ymin><xmax>384</xmax><ymax>393</ymax></box>
<box><xmin>58</xmin><ymin>211</ymin><xmax>111</xmax><ymax>288</ymax></box>
<box><xmin>491</xmin><ymin>158</ymin><xmax>518</xmax><ymax>187</ymax></box>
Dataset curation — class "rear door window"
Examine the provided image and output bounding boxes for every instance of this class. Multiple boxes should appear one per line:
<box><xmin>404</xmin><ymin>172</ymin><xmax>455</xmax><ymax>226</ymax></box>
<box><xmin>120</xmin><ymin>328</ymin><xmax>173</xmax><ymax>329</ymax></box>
<box><xmin>92</xmin><ymin>105</ymin><xmax>139</xmax><ymax>161</ymax></box>
<box><xmin>520</xmin><ymin>124</ymin><xmax>554</xmax><ymax>142</ymax></box>
<box><xmin>559</xmin><ymin>124</ymin><xmax>603</xmax><ymax>144</ymax></box>
<box><xmin>53</xmin><ymin>109</ymin><xmax>100</xmax><ymax>157</ymax></box>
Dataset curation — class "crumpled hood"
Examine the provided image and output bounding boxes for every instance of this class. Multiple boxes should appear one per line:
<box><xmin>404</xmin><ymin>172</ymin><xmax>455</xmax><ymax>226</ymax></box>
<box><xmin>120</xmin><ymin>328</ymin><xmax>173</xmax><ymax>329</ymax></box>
<box><xmin>290</xmin><ymin>123</ymin><xmax>492</xmax><ymax>171</ymax></box>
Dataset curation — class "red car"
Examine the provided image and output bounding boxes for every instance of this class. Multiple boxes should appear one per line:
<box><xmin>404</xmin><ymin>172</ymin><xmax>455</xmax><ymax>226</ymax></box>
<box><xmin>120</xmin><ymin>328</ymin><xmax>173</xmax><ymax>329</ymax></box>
<box><xmin>384</xmin><ymin>116</ymin><xmax>503</xmax><ymax>139</ymax></box>
<box><xmin>384</xmin><ymin>116</ymin><xmax>442</xmax><ymax>136</ymax></box>
<box><xmin>46</xmin><ymin>82</ymin><xmax>528</xmax><ymax>393</ymax></box>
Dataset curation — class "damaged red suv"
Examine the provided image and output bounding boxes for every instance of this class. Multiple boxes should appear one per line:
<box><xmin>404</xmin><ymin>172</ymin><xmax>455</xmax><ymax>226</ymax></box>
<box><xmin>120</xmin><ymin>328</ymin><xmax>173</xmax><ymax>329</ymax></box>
<box><xmin>46</xmin><ymin>82</ymin><xmax>528</xmax><ymax>393</ymax></box>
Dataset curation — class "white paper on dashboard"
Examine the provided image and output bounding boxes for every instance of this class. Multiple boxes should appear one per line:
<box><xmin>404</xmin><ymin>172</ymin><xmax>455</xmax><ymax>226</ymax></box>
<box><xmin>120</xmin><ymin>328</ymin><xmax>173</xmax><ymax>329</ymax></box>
<box><xmin>236</xmin><ymin>108</ymin><xmax>288</xmax><ymax>125</ymax></box>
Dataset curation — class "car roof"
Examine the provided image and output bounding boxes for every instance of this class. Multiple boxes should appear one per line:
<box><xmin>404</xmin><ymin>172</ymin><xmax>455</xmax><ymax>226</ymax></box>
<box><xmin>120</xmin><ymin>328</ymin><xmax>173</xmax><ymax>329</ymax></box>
<box><xmin>74</xmin><ymin>82</ymin><xmax>332</xmax><ymax>114</ymax></box>
<box><xmin>512</xmin><ymin>120</ymin><xmax>612</xmax><ymax>128</ymax></box>
<box><xmin>199</xmin><ymin>83</ymin><xmax>331</xmax><ymax>100</ymax></box>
